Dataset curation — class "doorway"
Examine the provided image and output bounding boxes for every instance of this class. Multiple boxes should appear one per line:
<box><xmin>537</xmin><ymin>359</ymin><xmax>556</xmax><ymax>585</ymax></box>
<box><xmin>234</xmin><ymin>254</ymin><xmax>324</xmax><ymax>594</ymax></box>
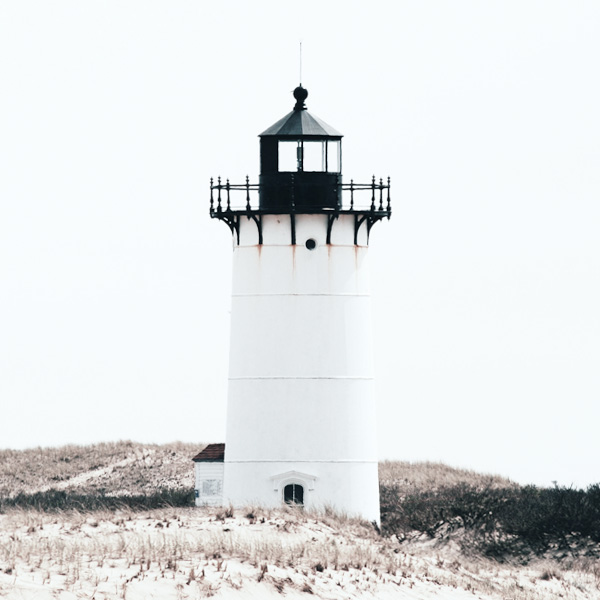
<box><xmin>283</xmin><ymin>483</ymin><xmax>304</xmax><ymax>506</ymax></box>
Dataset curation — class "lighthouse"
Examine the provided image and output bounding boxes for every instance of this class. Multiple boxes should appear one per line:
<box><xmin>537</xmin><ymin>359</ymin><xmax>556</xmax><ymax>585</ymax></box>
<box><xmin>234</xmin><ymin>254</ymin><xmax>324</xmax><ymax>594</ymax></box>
<box><xmin>207</xmin><ymin>86</ymin><xmax>390</xmax><ymax>523</ymax></box>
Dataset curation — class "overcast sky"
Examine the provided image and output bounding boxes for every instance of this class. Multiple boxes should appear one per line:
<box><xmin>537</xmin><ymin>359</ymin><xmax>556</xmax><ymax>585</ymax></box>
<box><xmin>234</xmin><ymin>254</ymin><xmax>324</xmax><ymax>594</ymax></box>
<box><xmin>1</xmin><ymin>1</ymin><xmax>599</xmax><ymax>488</ymax></box>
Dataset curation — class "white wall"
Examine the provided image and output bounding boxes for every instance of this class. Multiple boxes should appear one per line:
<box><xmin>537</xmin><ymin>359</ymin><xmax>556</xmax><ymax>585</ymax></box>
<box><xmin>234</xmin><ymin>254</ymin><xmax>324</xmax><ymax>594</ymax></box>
<box><xmin>194</xmin><ymin>461</ymin><xmax>224</xmax><ymax>507</ymax></box>
<box><xmin>223</xmin><ymin>213</ymin><xmax>380</xmax><ymax>523</ymax></box>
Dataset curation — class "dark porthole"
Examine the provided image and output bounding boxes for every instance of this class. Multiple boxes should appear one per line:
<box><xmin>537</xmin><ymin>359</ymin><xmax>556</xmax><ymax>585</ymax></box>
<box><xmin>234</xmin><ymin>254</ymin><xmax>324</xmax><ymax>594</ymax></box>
<box><xmin>305</xmin><ymin>238</ymin><xmax>317</xmax><ymax>250</ymax></box>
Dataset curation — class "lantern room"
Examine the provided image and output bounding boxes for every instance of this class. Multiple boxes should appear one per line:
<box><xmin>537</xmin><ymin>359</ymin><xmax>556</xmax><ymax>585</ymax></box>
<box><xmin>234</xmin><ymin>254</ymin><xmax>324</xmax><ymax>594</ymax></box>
<box><xmin>259</xmin><ymin>85</ymin><xmax>343</xmax><ymax>211</ymax></box>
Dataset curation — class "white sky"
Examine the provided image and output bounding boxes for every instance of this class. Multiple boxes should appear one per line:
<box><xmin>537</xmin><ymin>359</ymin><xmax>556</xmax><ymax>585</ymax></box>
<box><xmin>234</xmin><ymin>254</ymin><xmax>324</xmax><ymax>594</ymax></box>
<box><xmin>1</xmin><ymin>1</ymin><xmax>599</xmax><ymax>488</ymax></box>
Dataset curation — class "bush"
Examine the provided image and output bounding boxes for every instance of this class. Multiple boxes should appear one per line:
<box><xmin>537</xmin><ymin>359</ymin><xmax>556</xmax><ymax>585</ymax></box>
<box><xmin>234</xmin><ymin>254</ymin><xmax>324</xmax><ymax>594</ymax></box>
<box><xmin>380</xmin><ymin>482</ymin><xmax>600</xmax><ymax>558</ymax></box>
<box><xmin>0</xmin><ymin>488</ymin><xmax>195</xmax><ymax>513</ymax></box>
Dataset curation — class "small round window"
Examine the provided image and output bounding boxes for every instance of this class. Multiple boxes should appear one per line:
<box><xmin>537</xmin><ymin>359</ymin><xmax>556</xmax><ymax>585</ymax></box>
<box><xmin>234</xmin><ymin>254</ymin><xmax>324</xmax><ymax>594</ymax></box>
<box><xmin>305</xmin><ymin>238</ymin><xmax>317</xmax><ymax>250</ymax></box>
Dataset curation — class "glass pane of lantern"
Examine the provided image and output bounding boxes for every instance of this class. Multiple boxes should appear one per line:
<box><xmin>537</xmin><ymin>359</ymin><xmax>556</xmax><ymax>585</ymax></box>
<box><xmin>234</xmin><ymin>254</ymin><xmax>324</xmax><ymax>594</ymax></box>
<box><xmin>327</xmin><ymin>140</ymin><xmax>340</xmax><ymax>173</ymax></box>
<box><xmin>279</xmin><ymin>141</ymin><xmax>300</xmax><ymax>171</ymax></box>
<box><xmin>303</xmin><ymin>141</ymin><xmax>326</xmax><ymax>172</ymax></box>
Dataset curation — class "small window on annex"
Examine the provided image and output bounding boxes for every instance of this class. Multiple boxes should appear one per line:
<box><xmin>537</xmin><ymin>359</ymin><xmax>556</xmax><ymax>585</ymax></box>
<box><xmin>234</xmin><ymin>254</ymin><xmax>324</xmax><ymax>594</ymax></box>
<box><xmin>201</xmin><ymin>479</ymin><xmax>221</xmax><ymax>496</ymax></box>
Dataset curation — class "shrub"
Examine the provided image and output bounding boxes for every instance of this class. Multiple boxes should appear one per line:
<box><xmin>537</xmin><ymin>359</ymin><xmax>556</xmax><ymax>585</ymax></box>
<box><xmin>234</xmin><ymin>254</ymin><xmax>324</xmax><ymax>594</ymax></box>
<box><xmin>380</xmin><ymin>482</ymin><xmax>600</xmax><ymax>558</ymax></box>
<box><xmin>0</xmin><ymin>488</ymin><xmax>195</xmax><ymax>513</ymax></box>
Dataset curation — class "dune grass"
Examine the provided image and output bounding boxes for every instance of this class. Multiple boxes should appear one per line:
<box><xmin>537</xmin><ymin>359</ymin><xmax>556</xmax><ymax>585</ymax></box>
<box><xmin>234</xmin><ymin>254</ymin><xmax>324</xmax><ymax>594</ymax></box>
<box><xmin>0</xmin><ymin>441</ymin><xmax>200</xmax><ymax>498</ymax></box>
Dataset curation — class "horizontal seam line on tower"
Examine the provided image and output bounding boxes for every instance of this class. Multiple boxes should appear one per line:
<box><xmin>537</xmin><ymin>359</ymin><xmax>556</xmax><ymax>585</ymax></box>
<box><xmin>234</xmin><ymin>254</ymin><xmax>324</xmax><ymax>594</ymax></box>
<box><xmin>224</xmin><ymin>460</ymin><xmax>379</xmax><ymax>464</ymax></box>
<box><xmin>228</xmin><ymin>376</ymin><xmax>373</xmax><ymax>380</ymax></box>
<box><xmin>231</xmin><ymin>293</ymin><xmax>370</xmax><ymax>297</ymax></box>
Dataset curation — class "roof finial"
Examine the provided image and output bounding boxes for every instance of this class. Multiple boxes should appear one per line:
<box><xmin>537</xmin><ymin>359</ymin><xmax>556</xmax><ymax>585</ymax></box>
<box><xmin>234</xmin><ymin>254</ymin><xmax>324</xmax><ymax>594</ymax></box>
<box><xmin>293</xmin><ymin>85</ymin><xmax>308</xmax><ymax>111</ymax></box>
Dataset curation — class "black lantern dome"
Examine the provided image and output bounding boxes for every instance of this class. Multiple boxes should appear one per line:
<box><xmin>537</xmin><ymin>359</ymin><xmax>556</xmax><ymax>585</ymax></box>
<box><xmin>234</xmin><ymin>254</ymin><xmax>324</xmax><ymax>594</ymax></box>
<box><xmin>258</xmin><ymin>86</ymin><xmax>343</xmax><ymax>211</ymax></box>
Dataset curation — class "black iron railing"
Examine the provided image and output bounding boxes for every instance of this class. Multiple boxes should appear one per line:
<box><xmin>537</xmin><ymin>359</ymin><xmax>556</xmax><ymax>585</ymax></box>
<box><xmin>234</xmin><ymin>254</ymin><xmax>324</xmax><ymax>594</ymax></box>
<box><xmin>209</xmin><ymin>176</ymin><xmax>391</xmax><ymax>215</ymax></box>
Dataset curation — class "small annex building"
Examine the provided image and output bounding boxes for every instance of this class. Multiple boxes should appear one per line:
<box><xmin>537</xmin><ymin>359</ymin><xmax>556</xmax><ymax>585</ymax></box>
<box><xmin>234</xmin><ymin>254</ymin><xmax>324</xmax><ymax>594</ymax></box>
<box><xmin>192</xmin><ymin>443</ymin><xmax>224</xmax><ymax>506</ymax></box>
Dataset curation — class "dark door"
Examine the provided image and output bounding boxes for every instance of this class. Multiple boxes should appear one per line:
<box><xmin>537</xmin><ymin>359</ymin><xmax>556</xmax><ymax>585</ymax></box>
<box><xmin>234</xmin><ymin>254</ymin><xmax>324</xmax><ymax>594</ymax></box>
<box><xmin>283</xmin><ymin>483</ymin><xmax>304</xmax><ymax>506</ymax></box>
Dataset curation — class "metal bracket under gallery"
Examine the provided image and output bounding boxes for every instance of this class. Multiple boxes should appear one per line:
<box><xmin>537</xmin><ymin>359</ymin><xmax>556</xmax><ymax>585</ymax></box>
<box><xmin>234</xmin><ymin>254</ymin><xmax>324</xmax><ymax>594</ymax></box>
<box><xmin>209</xmin><ymin>176</ymin><xmax>391</xmax><ymax>246</ymax></box>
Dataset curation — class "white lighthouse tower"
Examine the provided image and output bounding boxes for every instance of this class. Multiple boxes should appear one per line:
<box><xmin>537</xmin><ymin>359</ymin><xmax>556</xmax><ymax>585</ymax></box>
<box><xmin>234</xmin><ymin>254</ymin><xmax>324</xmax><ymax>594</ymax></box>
<box><xmin>209</xmin><ymin>86</ymin><xmax>390</xmax><ymax>523</ymax></box>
